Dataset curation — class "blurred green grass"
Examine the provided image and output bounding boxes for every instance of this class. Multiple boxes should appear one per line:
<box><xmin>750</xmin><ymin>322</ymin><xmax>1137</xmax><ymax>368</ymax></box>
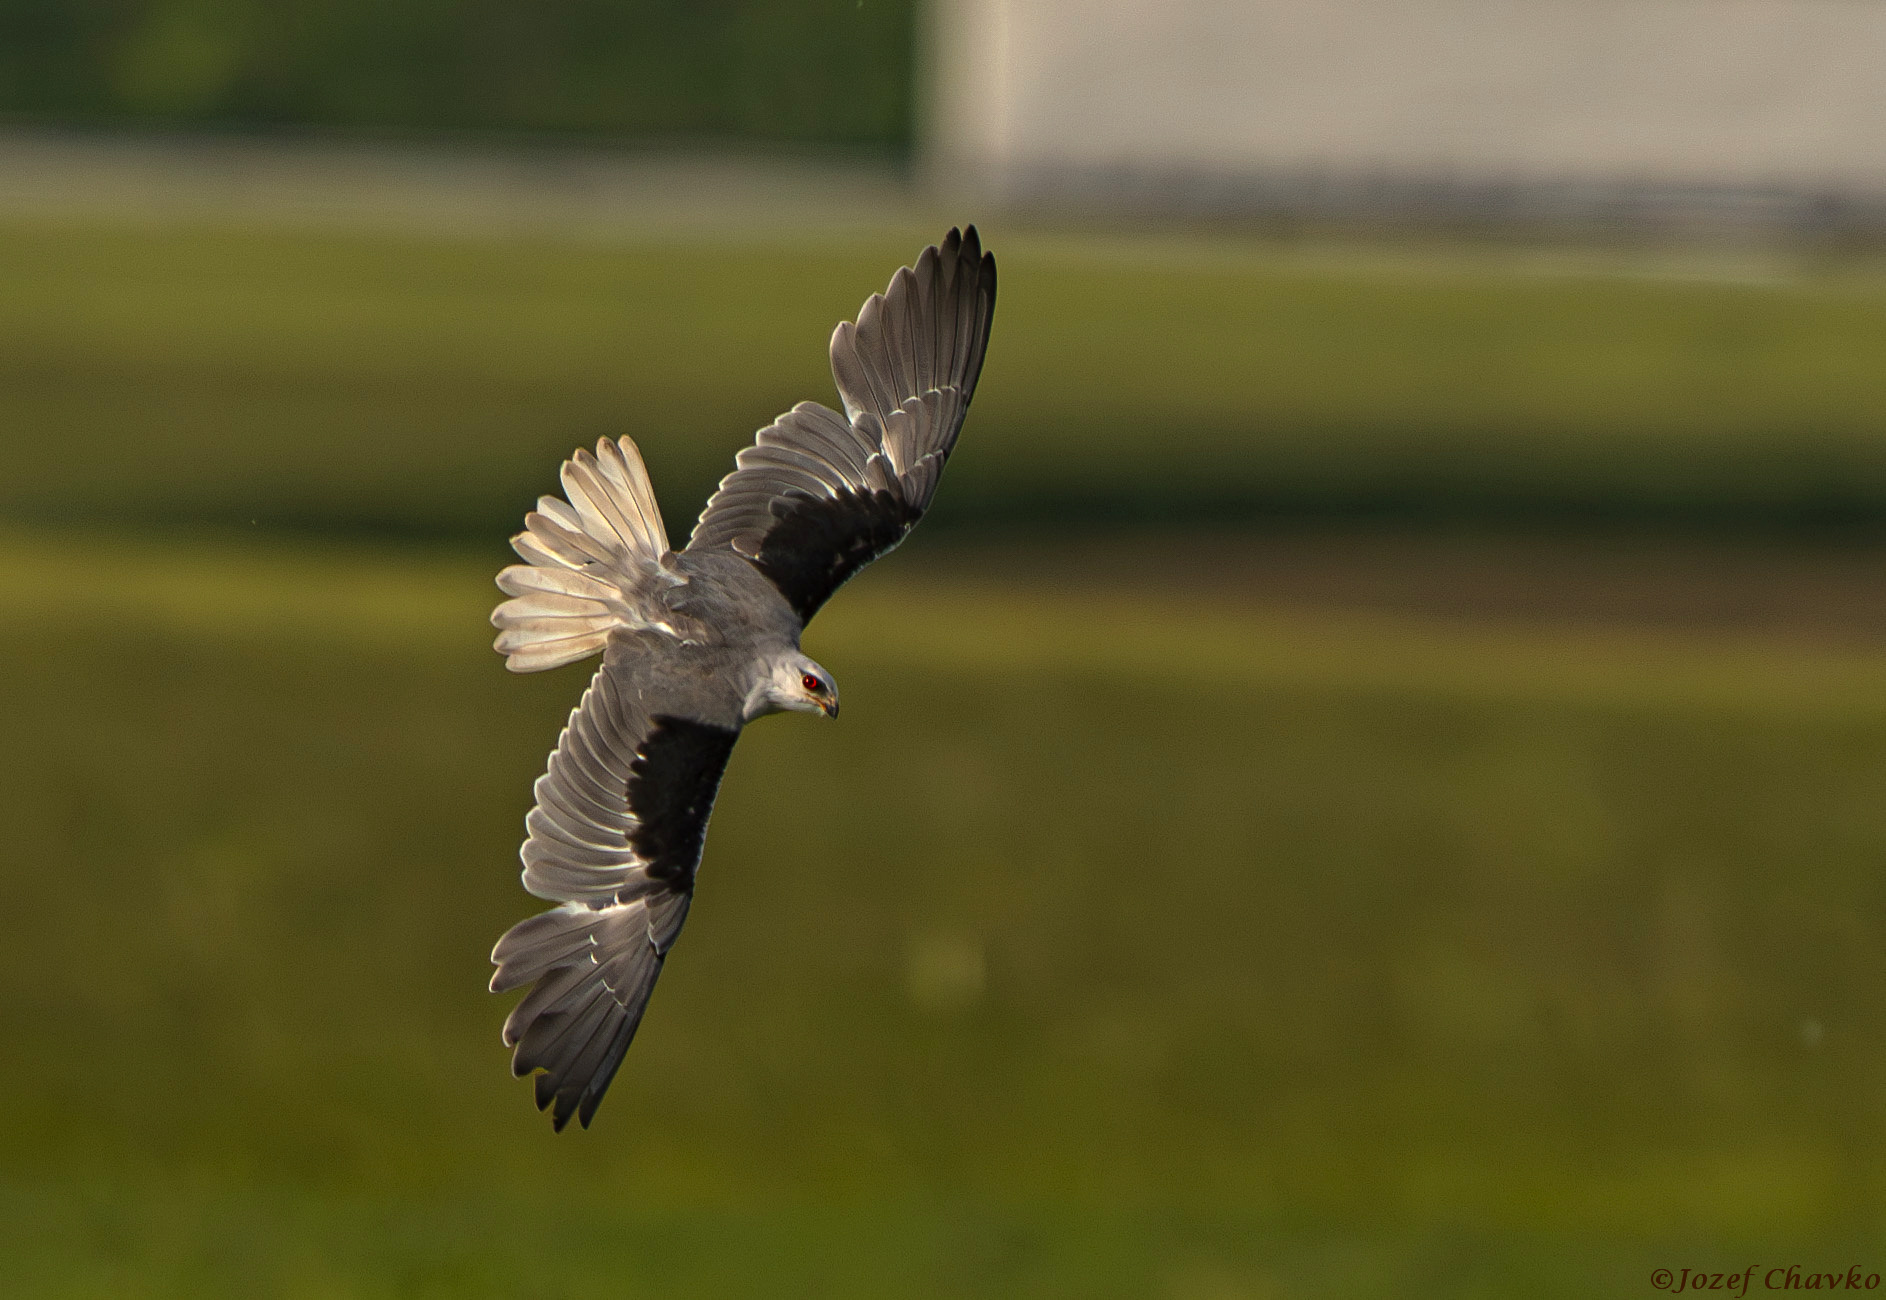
<box><xmin>5</xmin><ymin>529</ymin><xmax>1886</xmax><ymax>1295</ymax></box>
<box><xmin>12</xmin><ymin>219</ymin><xmax>1886</xmax><ymax>536</ymax></box>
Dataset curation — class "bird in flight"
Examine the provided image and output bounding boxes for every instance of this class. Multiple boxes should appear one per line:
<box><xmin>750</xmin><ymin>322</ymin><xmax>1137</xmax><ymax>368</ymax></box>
<box><xmin>488</xmin><ymin>228</ymin><xmax>997</xmax><ymax>1129</ymax></box>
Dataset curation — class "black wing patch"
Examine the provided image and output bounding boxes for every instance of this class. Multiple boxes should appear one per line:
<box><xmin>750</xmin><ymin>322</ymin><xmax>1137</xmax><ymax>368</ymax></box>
<box><xmin>491</xmin><ymin>671</ymin><xmax>742</xmax><ymax>1130</ymax></box>
<box><xmin>627</xmin><ymin>715</ymin><xmax>741</xmax><ymax>887</ymax></box>
<box><xmin>686</xmin><ymin>226</ymin><xmax>996</xmax><ymax>626</ymax></box>
<box><xmin>751</xmin><ymin>486</ymin><xmax>924</xmax><ymax>624</ymax></box>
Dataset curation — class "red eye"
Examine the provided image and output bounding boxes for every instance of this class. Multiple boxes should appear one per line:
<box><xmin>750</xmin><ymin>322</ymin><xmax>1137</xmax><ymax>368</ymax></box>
<box><xmin>801</xmin><ymin>673</ymin><xmax>821</xmax><ymax>692</ymax></box>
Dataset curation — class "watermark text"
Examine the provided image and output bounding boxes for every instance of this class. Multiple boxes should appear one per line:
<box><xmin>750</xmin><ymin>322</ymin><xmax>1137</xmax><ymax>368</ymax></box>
<box><xmin>1652</xmin><ymin>1267</ymin><xmax>1884</xmax><ymax>1293</ymax></box>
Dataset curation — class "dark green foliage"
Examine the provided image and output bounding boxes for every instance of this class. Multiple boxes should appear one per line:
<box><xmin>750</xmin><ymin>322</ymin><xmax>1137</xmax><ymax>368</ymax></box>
<box><xmin>0</xmin><ymin>0</ymin><xmax>917</xmax><ymax>146</ymax></box>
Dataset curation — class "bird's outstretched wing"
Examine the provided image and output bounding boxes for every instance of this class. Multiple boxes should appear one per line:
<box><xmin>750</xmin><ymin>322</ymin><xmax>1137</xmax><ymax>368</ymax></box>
<box><xmin>686</xmin><ymin>226</ymin><xmax>997</xmax><ymax>623</ymax></box>
<box><xmin>490</xmin><ymin>651</ymin><xmax>740</xmax><ymax>1130</ymax></box>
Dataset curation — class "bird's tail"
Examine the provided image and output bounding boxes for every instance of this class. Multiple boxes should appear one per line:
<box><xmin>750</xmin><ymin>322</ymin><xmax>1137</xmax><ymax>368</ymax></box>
<box><xmin>492</xmin><ymin>436</ymin><xmax>687</xmax><ymax>672</ymax></box>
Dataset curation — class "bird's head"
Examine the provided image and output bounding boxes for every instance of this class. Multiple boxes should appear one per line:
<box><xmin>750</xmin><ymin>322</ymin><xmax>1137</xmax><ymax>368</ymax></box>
<box><xmin>749</xmin><ymin>651</ymin><xmax>840</xmax><ymax>720</ymax></box>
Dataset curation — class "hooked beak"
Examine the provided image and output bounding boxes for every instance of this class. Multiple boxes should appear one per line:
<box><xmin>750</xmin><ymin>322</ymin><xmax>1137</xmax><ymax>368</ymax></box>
<box><xmin>819</xmin><ymin>696</ymin><xmax>839</xmax><ymax>719</ymax></box>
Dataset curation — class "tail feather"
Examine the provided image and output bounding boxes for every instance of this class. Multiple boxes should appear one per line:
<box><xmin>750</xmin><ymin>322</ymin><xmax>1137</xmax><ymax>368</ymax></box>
<box><xmin>492</xmin><ymin>436</ymin><xmax>685</xmax><ymax>673</ymax></box>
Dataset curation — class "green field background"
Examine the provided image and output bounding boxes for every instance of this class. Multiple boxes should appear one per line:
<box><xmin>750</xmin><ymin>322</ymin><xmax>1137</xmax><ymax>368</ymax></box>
<box><xmin>12</xmin><ymin>220</ymin><xmax>1886</xmax><ymax>537</ymax></box>
<box><xmin>7</xmin><ymin>217</ymin><xmax>1886</xmax><ymax>1295</ymax></box>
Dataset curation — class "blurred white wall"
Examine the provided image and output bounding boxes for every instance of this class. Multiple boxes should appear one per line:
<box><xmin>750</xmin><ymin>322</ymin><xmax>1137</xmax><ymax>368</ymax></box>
<box><xmin>926</xmin><ymin>0</ymin><xmax>1886</xmax><ymax>223</ymax></box>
